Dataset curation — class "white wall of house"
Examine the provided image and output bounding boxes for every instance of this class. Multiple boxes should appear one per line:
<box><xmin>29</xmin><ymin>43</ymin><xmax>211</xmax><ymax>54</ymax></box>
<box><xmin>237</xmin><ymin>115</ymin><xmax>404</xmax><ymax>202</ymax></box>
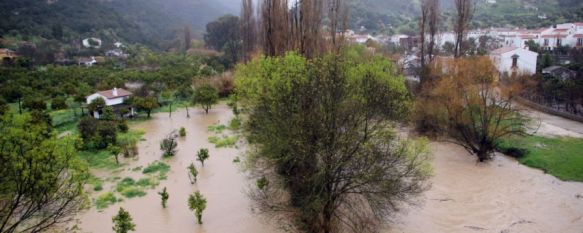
<box><xmin>490</xmin><ymin>48</ymin><xmax>538</xmax><ymax>75</ymax></box>
<box><xmin>86</xmin><ymin>94</ymin><xmax>126</xmax><ymax>106</ymax></box>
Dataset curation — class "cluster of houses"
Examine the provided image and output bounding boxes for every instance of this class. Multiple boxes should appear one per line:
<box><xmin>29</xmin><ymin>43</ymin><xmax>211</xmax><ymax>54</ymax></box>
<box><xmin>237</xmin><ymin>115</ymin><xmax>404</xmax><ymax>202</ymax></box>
<box><xmin>347</xmin><ymin>22</ymin><xmax>582</xmax><ymax>76</ymax></box>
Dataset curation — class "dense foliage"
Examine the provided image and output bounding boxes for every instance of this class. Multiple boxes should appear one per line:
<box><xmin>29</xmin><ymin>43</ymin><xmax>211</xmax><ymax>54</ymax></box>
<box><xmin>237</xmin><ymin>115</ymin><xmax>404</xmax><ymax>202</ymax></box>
<box><xmin>0</xmin><ymin>113</ymin><xmax>89</xmax><ymax>233</ymax></box>
<box><xmin>236</xmin><ymin>49</ymin><xmax>431</xmax><ymax>233</ymax></box>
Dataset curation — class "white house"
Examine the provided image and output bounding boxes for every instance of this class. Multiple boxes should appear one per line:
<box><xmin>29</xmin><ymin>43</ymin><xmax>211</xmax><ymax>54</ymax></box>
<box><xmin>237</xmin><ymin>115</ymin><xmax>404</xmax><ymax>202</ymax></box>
<box><xmin>78</xmin><ymin>56</ymin><xmax>97</xmax><ymax>67</ymax></box>
<box><xmin>490</xmin><ymin>46</ymin><xmax>538</xmax><ymax>75</ymax></box>
<box><xmin>86</xmin><ymin>87</ymin><xmax>135</xmax><ymax>119</ymax></box>
<box><xmin>82</xmin><ymin>38</ymin><xmax>102</xmax><ymax>49</ymax></box>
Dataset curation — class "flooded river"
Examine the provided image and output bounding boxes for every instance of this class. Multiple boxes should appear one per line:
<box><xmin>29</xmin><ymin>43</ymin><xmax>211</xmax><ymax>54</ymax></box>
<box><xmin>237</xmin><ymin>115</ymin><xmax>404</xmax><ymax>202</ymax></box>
<box><xmin>77</xmin><ymin>104</ymin><xmax>280</xmax><ymax>233</ymax></box>
<box><xmin>387</xmin><ymin>142</ymin><xmax>583</xmax><ymax>233</ymax></box>
<box><xmin>77</xmin><ymin>104</ymin><xmax>583</xmax><ymax>233</ymax></box>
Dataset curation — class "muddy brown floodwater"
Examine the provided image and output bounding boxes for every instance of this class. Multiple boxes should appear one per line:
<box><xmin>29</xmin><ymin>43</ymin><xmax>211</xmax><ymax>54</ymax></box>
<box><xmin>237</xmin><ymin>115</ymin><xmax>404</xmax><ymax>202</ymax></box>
<box><xmin>77</xmin><ymin>104</ymin><xmax>583</xmax><ymax>233</ymax></box>
<box><xmin>386</xmin><ymin>142</ymin><xmax>583</xmax><ymax>233</ymax></box>
<box><xmin>77</xmin><ymin>104</ymin><xmax>281</xmax><ymax>233</ymax></box>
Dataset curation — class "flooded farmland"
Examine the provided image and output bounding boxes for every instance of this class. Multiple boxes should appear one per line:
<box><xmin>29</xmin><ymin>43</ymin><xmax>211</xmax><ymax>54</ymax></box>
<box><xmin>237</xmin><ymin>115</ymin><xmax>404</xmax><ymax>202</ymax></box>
<box><xmin>77</xmin><ymin>104</ymin><xmax>583</xmax><ymax>233</ymax></box>
<box><xmin>77</xmin><ymin>104</ymin><xmax>280</xmax><ymax>233</ymax></box>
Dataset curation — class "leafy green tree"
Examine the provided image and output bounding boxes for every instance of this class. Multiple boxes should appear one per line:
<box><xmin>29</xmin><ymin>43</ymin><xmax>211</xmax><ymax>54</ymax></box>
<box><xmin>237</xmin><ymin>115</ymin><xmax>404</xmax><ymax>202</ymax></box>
<box><xmin>0</xmin><ymin>113</ymin><xmax>89</xmax><ymax>233</ymax></box>
<box><xmin>107</xmin><ymin>143</ymin><xmax>122</xmax><ymax>164</ymax></box>
<box><xmin>22</xmin><ymin>97</ymin><xmax>47</xmax><ymax>111</ymax></box>
<box><xmin>175</xmin><ymin>85</ymin><xmax>194</xmax><ymax>118</ymax></box>
<box><xmin>112</xmin><ymin>207</ymin><xmax>136</xmax><ymax>233</ymax></box>
<box><xmin>101</xmin><ymin>106</ymin><xmax>116</xmax><ymax>121</ymax></box>
<box><xmin>158</xmin><ymin>187</ymin><xmax>169</xmax><ymax>208</ymax></box>
<box><xmin>194</xmin><ymin>84</ymin><xmax>219</xmax><ymax>114</ymax></box>
<box><xmin>88</xmin><ymin>97</ymin><xmax>106</xmax><ymax>114</ymax></box>
<box><xmin>0</xmin><ymin>97</ymin><xmax>9</xmax><ymax>115</ymax></box>
<box><xmin>187</xmin><ymin>163</ymin><xmax>198</xmax><ymax>184</ymax></box>
<box><xmin>187</xmin><ymin>191</ymin><xmax>207</xmax><ymax>224</ymax></box>
<box><xmin>136</xmin><ymin>96</ymin><xmax>159</xmax><ymax>118</ymax></box>
<box><xmin>51</xmin><ymin>96</ymin><xmax>68</xmax><ymax>110</ymax></box>
<box><xmin>161</xmin><ymin>90</ymin><xmax>175</xmax><ymax>118</ymax></box>
<box><xmin>204</xmin><ymin>15</ymin><xmax>241</xmax><ymax>51</ymax></box>
<box><xmin>196</xmin><ymin>148</ymin><xmax>210</xmax><ymax>167</ymax></box>
<box><xmin>235</xmin><ymin>51</ymin><xmax>430</xmax><ymax>233</ymax></box>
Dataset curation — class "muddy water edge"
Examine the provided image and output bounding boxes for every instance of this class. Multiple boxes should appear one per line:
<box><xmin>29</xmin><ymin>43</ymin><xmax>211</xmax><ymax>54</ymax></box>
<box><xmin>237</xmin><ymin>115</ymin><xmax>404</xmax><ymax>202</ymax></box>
<box><xmin>386</xmin><ymin>142</ymin><xmax>583</xmax><ymax>233</ymax></box>
<box><xmin>77</xmin><ymin>104</ymin><xmax>280</xmax><ymax>233</ymax></box>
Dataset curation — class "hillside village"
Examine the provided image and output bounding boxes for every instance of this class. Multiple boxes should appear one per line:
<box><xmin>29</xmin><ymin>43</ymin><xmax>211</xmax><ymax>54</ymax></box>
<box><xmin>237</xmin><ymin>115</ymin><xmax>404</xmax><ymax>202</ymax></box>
<box><xmin>347</xmin><ymin>22</ymin><xmax>583</xmax><ymax>75</ymax></box>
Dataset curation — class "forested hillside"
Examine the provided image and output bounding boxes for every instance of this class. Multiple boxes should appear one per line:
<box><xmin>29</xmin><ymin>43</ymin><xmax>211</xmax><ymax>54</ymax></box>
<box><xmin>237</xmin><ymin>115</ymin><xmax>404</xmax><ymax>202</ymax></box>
<box><xmin>0</xmin><ymin>0</ymin><xmax>239</xmax><ymax>49</ymax></box>
<box><xmin>350</xmin><ymin>0</ymin><xmax>583</xmax><ymax>35</ymax></box>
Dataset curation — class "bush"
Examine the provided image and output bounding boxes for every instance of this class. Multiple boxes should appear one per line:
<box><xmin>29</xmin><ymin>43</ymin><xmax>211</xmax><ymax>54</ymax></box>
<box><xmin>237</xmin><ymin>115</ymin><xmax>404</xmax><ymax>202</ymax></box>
<box><xmin>51</xmin><ymin>97</ymin><xmax>68</xmax><ymax>110</ymax></box>
<box><xmin>118</xmin><ymin>120</ymin><xmax>129</xmax><ymax>133</ymax></box>
<box><xmin>22</xmin><ymin>97</ymin><xmax>47</xmax><ymax>111</ymax></box>
<box><xmin>179</xmin><ymin>127</ymin><xmax>186</xmax><ymax>137</ymax></box>
<box><xmin>143</xmin><ymin>161</ymin><xmax>170</xmax><ymax>176</ymax></box>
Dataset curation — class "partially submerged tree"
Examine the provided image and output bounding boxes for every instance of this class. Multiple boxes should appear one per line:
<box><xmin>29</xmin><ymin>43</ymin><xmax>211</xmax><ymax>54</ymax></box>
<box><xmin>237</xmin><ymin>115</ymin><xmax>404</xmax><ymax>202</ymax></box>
<box><xmin>419</xmin><ymin>57</ymin><xmax>530</xmax><ymax>161</ymax></box>
<box><xmin>196</xmin><ymin>148</ymin><xmax>210</xmax><ymax>167</ymax></box>
<box><xmin>187</xmin><ymin>191</ymin><xmax>207</xmax><ymax>224</ymax></box>
<box><xmin>107</xmin><ymin>143</ymin><xmax>122</xmax><ymax>164</ymax></box>
<box><xmin>0</xmin><ymin>113</ymin><xmax>89</xmax><ymax>233</ymax></box>
<box><xmin>160</xmin><ymin>131</ymin><xmax>178</xmax><ymax>157</ymax></box>
<box><xmin>158</xmin><ymin>187</ymin><xmax>169</xmax><ymax>208</ymax></box>
<box><xmin>236</xmin><ymin>51</ymin><xmax>431</xmax><ymax>233</ymax></box>
<box><xmin>187</xmin><ymin>163</ymin><xmax>198</xmax><ymax>184</ymax></box>
<box><xmin>112</xmin><ymin>207</ymin><xmax>136</xmax><ymax>233</ymax></box>
<box><xmin>193</xmin><ymin>84</ymin><xmax>219</xmax><ymax>114</ymax></box>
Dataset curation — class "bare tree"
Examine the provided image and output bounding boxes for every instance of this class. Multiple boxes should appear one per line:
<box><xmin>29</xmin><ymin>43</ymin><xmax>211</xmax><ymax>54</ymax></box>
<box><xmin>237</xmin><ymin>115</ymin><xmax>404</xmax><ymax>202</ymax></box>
<box><xmin>184</xmin><ymin>26</ymin><xmax>192</xmax><ymax>52</ymax></box>
<box><xmin>241</xmin><ymin>0</ymin><xmax>256</xmax><ymax>62</ymax></box>
<box><xmin>453</xmin><ymin>0</ymin><xmax>473</xmax><ymax>58</ymax></box>
<box><xmin>427</xmin><ymin>0</ymin><xmax>440</xmax><ymax>62</ymax></box>
<box><xmin>419</xmin><ymin>0</ymin><xmax>429</xmax><ymax>67</ymax></box>
<box><xmin>257</xmin><ymin>0</ymin><xmax>346</xmax><ymax>58</ymax></box>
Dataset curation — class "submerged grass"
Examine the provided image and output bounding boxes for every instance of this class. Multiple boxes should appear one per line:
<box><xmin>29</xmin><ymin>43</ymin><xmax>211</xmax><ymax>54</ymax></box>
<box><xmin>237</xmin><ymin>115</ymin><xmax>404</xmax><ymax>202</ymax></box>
<box><xmin>498</xmin><ymin>135</ymin><xmax>583</xmax><ymax>181</ymax></box>
<box><xmin>208</xmin><ymin>135</ymin><xmax>239</xmax><ymax>148</ymax></box>
<box><xmin>95</xmin><ymin>192</ymin><xmax>119</xmax><ymax>209</ymax></box>
<box><xmin>208</xmin><ymin>124</ymin><xmax>227</xmax><ymax>133</ymax></box>
<box><xmin>79</xmin><ymin>150</ymin><xmax>122</xmax><ymax>170</ymax></box>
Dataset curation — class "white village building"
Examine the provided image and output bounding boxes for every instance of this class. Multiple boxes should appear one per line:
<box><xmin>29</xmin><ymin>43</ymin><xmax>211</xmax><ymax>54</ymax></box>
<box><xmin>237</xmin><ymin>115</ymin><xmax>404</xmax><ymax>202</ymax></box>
<box><xmin>490</xmin><ymin>46</ymin><xmax>538</xmax><ymax>75</ymax></box>
<box><xmin>86</xmin><ymin>87</ymin><xmax>135</xmax><ymax>119</ymax></box>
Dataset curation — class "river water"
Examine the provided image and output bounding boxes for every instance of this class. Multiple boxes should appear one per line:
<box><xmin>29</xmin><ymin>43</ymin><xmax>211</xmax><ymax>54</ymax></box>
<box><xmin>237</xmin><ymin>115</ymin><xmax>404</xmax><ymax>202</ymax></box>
<box><xmin>77</xmin><ymin>105</ymin><xmax>583</xmax><ymax>233</ymax></box>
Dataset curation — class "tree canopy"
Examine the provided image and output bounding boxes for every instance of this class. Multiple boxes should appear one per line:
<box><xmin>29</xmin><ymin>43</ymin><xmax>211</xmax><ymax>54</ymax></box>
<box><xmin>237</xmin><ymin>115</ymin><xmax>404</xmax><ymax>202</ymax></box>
<box><xmin>235</xmin><ymin>50</ymin><xmax>431</xmax><ymax>233</ymax></box>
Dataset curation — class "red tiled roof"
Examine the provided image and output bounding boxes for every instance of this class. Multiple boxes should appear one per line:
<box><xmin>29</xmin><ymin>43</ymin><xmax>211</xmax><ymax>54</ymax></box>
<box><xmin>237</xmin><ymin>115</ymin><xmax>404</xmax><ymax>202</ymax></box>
<box><xmin>575</xmin><ymin>22</ymin><xmax>583</xmax><ymax>26</ymax></box>
<box><xmin>491</xmin><ymin>46</ymin><xmax>518</xmax><ymax>55</ymax></box>
<box><xmin>553</xmin><ymin>29</ymin><xmax>569</xmax><ymax>32</ymax></box>
<box><xmin>542</xmin><ymin>34</ymin><xmax>567</xmax><ymax>38</ymax></box>
<box><xmin>520</xmin><ymin>35</ymin><xmax>537</xmax><ymax>39</ymax></box>
<box><xmin>96</xmin><ymin>88</ymin><xmax>132</xmax><ymax>99</ymax></box>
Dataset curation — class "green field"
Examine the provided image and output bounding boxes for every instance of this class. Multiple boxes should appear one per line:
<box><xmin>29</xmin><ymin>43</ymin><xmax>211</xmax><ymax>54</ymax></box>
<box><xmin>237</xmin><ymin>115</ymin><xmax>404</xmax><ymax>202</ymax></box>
<box><xmin>498</xmin><ymin>136</ymin><xmax>583</xmax><ymax>182</ymax></box>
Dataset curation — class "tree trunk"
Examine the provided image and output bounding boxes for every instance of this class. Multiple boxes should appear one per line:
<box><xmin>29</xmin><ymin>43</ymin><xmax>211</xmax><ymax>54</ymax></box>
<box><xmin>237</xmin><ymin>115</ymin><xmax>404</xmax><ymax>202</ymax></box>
<box><xmin>169</xmin><ymin>103</ymin><xmax>172</xmax><ymax>118</ymax></box>
<box><xmin>18</xmin><ymin>98</ymin><xmax>22</xmax><ymax>115</ymax></box>
<box><xmin>147</xmin><ymin>110</ymin><xmax>151</xmax><ymax>118</ymax></box>
<box><xmin>186</xmin><ymin>106</ymin><xmax>190</xmax><ymax>118</ymax></box>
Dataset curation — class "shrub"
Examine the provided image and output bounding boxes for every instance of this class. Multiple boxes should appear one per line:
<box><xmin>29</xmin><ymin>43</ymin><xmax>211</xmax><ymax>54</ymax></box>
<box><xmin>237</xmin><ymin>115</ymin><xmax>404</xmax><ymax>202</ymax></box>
<box><xmin>51</xmin><ymin>96</ymin><xmax>68</xmax><ymax>110</ymax></box>
<box><xmin>118</xmin><ymin>120</ymin><xmax>129</xmax><ymax>133</ymax></box>
<box><xmin>179</xmin><ymin>127</ymin><xmax>186</xmax><ymax>137</ymax></box>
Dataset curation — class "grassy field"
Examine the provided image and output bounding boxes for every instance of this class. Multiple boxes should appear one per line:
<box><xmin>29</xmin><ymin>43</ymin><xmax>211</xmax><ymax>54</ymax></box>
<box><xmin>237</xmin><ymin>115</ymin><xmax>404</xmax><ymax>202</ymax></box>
<box><xmin>498</xmin><ymin>136</ymin><xmax>583</xmax><ymax>182</ymax></box>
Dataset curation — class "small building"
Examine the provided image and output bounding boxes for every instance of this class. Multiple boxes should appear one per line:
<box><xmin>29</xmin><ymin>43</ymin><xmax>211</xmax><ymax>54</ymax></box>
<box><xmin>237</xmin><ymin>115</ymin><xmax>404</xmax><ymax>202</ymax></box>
<box><xmin>78</xmin><ymin>56</ymin><xmax>97</xmax><ymax>67</ymax></box>
<box><xmin>0</xmin><ymin>48</ymin><xmax>18</xmax><ymax>65</ymax></box>
<box><xmin>82</xmin><ymin>38</ymin><xmax>102</xmax><ymax>49</ymax></box>
<box><xmin>86</xmin><ymin>88</ymin><xmax>135</xmax><ymax>119</ymax></box>
<box><xmin>542</xmin><ymin>66</ymin><xmax>577</xmax><ymax>80</ymax></box>
<box><xmin>490</xmin><ymin>46</ymin><xmax>538</xmax><ymax>75</ymax></box>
